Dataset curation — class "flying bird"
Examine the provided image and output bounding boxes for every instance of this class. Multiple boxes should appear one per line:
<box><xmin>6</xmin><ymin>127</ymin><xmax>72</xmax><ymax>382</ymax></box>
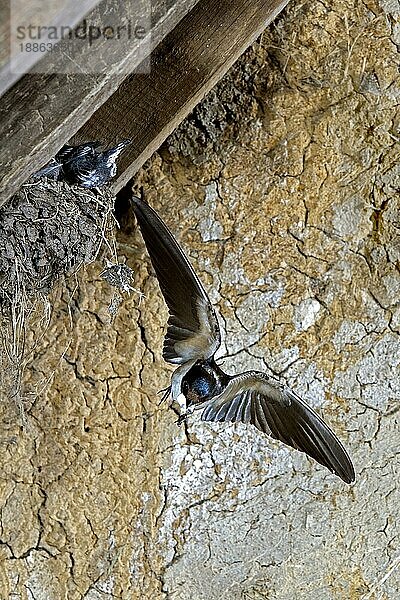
<box><xmin>132</xmin><ymin>196</ymin><xmax>355</xmax><ymax>484</ymax></box>
<box><xmin>33</xmin><ymin>139</ymin><xmax>131</xmax><ymax>188</ymax></box>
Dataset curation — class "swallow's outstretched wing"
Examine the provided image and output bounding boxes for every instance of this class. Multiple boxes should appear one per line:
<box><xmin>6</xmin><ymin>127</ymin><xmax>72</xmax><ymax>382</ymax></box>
<box><xmin>132</xmin><ymin>197</ymin><xmax>221</xmax><ymax>365</ymax></box>
<box><xmin>201</xmin><ymin>371</ymin><xmax>355</xmax><ymax>483</ymax></box>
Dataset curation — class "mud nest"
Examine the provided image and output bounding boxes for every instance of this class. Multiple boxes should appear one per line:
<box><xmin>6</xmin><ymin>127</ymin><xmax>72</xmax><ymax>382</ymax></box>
<box><xmin>0</xmin><ymin>178</ymin><xmax>115</xmax><ymax>302</ymax></box>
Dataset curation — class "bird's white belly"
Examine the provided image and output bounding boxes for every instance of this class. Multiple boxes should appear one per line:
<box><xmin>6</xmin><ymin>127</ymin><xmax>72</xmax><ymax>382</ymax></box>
<box><xmin>175</xmin><ymin>392</ymin><xmax>187</xmax><ymax>412</ymax></box>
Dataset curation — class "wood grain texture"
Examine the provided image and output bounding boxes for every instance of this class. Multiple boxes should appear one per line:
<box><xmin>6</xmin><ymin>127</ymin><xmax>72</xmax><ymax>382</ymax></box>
<box><xmin>76</xmin><ymin>0</ymin><xmax>290</xmax><ymax>195</ymax></box>
<box><xmin>0</xmin><ymin>0</ymin><xmax>102</xmax><ymax>98</ymax></box>
<box><xmin>0</xmin><ymin>0</ymin><xmax>200</xmax><ymax>207</ymax></box>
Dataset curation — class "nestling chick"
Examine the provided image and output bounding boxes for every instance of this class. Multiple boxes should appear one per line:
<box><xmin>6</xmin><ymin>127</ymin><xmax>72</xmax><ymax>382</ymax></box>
<box><xmin>33</xmin><ymin>139</ymin><xmax>131</xmax><ymax>188</ymax></box>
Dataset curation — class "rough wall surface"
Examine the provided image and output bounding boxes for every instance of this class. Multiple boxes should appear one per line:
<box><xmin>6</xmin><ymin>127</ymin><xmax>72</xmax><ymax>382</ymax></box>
<box><xmin>1</xmin><ymin>0</ymin><xmax>399</xmax><ymax>598</ymax></box>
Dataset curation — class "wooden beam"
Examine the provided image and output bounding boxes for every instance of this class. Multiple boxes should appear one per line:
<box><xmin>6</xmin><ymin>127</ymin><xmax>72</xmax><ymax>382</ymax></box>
<box><xmin>75</xmin><ymin>0</ymin><xmax>290</xmax><ymax>195</ymax></box>
<box><xmin>0</xmin><ymin>0</ymin><xmax>201</xmax><ymax>207</ymax></box>
<box><xmin>0</xmin><ymin>1</ymin><xmax>103</xmax><ymax>98</ymax></box>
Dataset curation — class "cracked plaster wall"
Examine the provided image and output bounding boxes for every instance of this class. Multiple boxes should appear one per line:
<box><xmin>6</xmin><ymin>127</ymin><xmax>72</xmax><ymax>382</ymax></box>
<box><xmin>1</xmin><ymin>0</ymin><xmax>399</xmax><ymax>598</ymax></box>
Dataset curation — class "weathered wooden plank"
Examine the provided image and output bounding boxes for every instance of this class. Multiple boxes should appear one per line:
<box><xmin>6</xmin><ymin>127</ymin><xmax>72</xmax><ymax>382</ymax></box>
<box><xmin>74</xmin><ymin>0</ymin><xmax>290</xmax><ymax>195</ymax></box>
<box><xmin>0</xmin><ymin>0</ymin><xmax>201</xmax><ymax>207</ymax></box>
<box><xmin>0</xmin><ymin>1</ymin><xmax>102</xmax><ymax>98</ymax></box>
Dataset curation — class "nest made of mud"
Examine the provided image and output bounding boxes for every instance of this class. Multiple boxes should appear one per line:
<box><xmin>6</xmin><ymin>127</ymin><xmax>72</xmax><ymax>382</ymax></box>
<box><xmin>0</xmin><ymin>178</ymin><xmax>115</xmax><ymax>303</ymax></box>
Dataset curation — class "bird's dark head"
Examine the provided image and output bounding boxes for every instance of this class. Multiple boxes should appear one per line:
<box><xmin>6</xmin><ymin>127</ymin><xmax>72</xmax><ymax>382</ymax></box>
<box><xmin>181</xmin><ymin>361</ymin><xmax>223</xmax><ymax>407</ymax></box>
<box><xmin>104</xmin><ymin>139</ymin><xmax>132</xmax><ymax>170</ymax></box>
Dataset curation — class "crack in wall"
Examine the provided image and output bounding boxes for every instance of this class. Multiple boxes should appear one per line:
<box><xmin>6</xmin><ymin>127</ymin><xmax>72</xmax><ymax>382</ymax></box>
<box><xmin>1</xmin><ymin>0</ymin><xmax>400</xmax><ymax>597</ymax></box>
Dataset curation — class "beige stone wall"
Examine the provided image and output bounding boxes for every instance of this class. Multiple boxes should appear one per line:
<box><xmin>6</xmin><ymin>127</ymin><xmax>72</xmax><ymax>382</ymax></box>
<box><xmin>1</xmin><ymin>0</ymin><xmax>399</xmax><ymax>598</ymax></box>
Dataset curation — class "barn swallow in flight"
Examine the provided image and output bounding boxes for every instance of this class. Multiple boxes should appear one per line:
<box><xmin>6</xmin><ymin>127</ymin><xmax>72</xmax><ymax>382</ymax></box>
<box><xmin>132</xmin><ymin>197</ymin><xmax>355</xmax><ymax>484</ymax></box>
<box><xmin>33</xmin><ymin>139</ymin><xmax>131</xmax><ymax>188</ymax></box>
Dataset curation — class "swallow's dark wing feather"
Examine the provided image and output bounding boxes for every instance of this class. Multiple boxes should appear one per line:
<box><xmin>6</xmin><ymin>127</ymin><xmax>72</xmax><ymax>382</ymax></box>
<box><xmin>132</xmin><ymin>197</ymin><xmax>221</xmax><ymax>365</ymax></box>
<box><xmin>33</xmin><ymin>143</ymin><xmax>101</xmax><ymax>180</ymax></box>
<box><xmin>56</xmin><ymin>142</ymin><xmax>101</xmax><ymax>163</ymax></box>
<box><xmin>201</xmin><ymin>371</ymin><xmax>355</xmax><ymax>483</ymax></box>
